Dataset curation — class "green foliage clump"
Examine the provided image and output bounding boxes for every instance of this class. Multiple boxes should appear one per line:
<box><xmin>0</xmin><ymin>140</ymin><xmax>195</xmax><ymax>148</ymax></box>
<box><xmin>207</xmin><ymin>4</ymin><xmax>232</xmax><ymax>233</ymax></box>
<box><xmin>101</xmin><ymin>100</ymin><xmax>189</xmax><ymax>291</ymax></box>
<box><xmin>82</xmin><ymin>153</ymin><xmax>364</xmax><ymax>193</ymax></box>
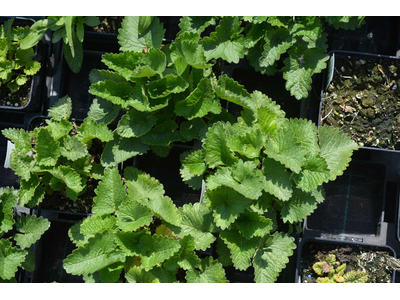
<box><xmin>63</xmin><ymin>167</ymin><xmax>229</xmax><ymax>283</ymax></box>
<box><xmin>174</xmin><ymin>88</ymin><xmax>358</xmax><ymax>282</ymax></box>
<box><xmin>312</xmin><ymin>254</ymin><xmax>368</xmax><ymax>283</ymax></box>
<box><xmin>1</xmin><ymin>96</ymin><xmax>113</xmax><ymax>209</ymax></box>
<box><xmin>177</xmin><ymin>16</ymin><xmax>364</xmax><ymax>100</ymax></box>
<box><xmin>20</xmin><ymin>16</ymin><xmax>100</xmax><ymax>73</ymax></box>
<box><xmin>88</xmin><ymin>16</ymin><xmax>236</xmax><ymax>166</ymax></box>
<box><xmin>0</xmin><ymin>187</ymin><xmax>50</xmax><ymax>282</ymax></box>
<box><xmin>0</xmin><ymin>18</ymin><xmax>41</xmax><ymax>93</ymax></box>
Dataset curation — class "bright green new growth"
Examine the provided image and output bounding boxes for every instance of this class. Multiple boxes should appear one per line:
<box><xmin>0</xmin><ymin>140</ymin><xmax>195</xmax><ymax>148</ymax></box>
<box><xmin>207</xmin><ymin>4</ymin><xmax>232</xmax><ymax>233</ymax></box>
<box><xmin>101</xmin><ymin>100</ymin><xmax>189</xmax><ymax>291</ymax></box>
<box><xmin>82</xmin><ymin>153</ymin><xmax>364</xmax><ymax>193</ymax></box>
<box><xmin>0</xmin><ymin>18</ymin><xmax>41</xmax><ymax>94</ymax></box>
<box><xmin>64</xmin><ymin>167</ymin><xmax>228</xmax><ymax>283</ymax></box>
<box><xmin>20</xmin><ymin>16</ymin><xmax>100</xmax><ymax>73</ymax></box>
<box><xmin>0</xmin><ymin>187</ymin><xmax>50</xmax><ymax>281</ymax></box>
<box><xmin>177</xmin><ymin>86</ymin><xmax>357</xmax><ymax>282</ymax></box>
<box><xmin>1</xmin><ymin>96</ymin><xmax>113</xmax><ymax>207</ymax></box>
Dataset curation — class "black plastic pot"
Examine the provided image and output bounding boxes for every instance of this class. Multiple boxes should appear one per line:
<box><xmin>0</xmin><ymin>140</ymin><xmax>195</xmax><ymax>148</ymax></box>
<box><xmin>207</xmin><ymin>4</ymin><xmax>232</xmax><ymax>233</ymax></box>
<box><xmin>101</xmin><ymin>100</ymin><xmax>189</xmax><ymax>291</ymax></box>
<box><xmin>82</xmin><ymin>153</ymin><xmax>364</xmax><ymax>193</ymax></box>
<box><xmin>295</xmin><ymin>237</ymin><xmax>397</xmax><ymax>283</ymax></box>
<box><xmin>326</xmin><ymin>17</ymin><xmax>400</xmax><ymax>56</ymax></box>
<box><xmin>317</xmin><ymin>50</ymin><xmax>400</xmax><ymax>153</ymax></box>
<box><xmin>306</xmin><ymin>160</ymin><xmax>386</xmax><ymax>237</ymax></box>
<box><xmin>17</xmin><ymin>207</ymin><xmax>90</xmax><ymax>283</ymax></box>
<box><xmin>0</xmin><ymin>17</ymin><xmax>49</xmax><ymax>125</ymax></box>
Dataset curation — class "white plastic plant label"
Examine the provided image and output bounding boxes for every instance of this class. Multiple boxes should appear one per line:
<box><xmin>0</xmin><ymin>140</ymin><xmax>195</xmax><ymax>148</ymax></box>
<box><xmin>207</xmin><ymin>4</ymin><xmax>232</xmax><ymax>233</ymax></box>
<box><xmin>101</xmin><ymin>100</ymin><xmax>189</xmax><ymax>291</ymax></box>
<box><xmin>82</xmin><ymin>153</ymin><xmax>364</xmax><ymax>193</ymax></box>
<box><xmin>4</xmin><ymin>140</ymin><xmax>15</xmax><ymax>169</ymax></box>
<box><xmin>325</xmin><ymin>52</ymin><xmax>335</xmax><ymax>91</ymax></box>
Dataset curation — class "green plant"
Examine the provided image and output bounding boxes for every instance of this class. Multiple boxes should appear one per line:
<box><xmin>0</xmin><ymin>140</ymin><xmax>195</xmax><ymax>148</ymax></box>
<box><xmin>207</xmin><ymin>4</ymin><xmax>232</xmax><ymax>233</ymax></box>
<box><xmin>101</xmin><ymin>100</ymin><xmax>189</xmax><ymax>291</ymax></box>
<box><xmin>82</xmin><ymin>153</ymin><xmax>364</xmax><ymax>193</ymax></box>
<box><xmin>0</xmin><ymin>187</ymin><xmax>50</xmax><ymax>282</ymax></box>
<box><xmin>88</xmin><ymin>16</ymin><xmax>236</xmax><ymax>167</ymax></box>
<box><xmin>0</xmin><ymin>18</ymin><xmax>41</xmax><ymax>93</ymax></box>
<box><xmin>20</xmin><ymin>16</ymin><xmax>100</xmax><ymax>73</ymax></box>
<box><xmin>170</xmin><ymin>89</ymin><xmax>358</xmax><ymax>282</ymax></box>
<box><xmin>312</xmin><ymin>254</ymin><xmax>368</xmax><ymax>283</ymax></box>
<box><xmin>176</xmin><ymin>16</ymin><xmax>364</xmax><ymax>100</ymax></box>
<box><xmin>63</xmin><ymin>167</ymin><xmax>228</xmax><ymax>283</ymax></box>
<box><xmin>1</xmin><ymin>96</ymin><xmax>113</xmax><ymax>211</ymax></box>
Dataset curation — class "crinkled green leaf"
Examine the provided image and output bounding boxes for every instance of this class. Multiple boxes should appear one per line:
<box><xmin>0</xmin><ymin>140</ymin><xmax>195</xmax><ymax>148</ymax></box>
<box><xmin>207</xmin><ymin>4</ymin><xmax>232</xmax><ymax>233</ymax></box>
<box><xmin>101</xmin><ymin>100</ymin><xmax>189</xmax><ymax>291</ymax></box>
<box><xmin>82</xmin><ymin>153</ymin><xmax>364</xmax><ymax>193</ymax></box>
<box><xmin>282</xmin><ymin>45</ymin><xmax>329</xmax><ymax>100</ymax></box>
<box><xmin>234</xmin><ymin>210</ymin><xmax>273</xmax><ymax>239</ymax></box>
<box><xmin>48</xmin><ymin>166</ymin><xmax>84</xmax><ymax>198</ymax></box>
<box><xmin>101</xmin><ymin>133</ymin><xmax>149</xmax><ymax>167</ymax></box>
<box><xmin>64</xmin><ymin>231</ymin><xmax>126</xmax><ymax>275</ymax></box>
<box><xmin>163</xmin><ymin>235</ymin><xmax>201</xmax><ymax>271</ymax></box>
<box><xmin>226</xmin><ymin>127</ymin><xmax>266</xmax><ymax>158</ymax></box>
<box><xmin>260</xmin><ymin>28</ymin><xmax>296</xmax><ymax>68</ymax></box>
<box><xmin>68</xmin><ymin>221</ymin><xmax>94</xmax><ymax>248</ymax></box>
<box><xmin>165</xmin><ymin>203</ymin><xmax>216</xmax><ymax>251</ymax></box>
<box><xmin>203</xmin><ymin>16</ymin><xmax>245</xmax><ymax>63</ymax></box>
<box><xmin>253</xmin><ymin>232</ymin><xmax>296</xmax><ymax>283</ymax></box>
<box><xmin>36</xmin><ymin>128</ymin><xmax>61</xmax><ymax>166</ymax></box>
<box><xmin>182</xmin><ymin>149</ymin><xmax>206</xmax><ymax>176</ymax></box>
<box><xmin>213</xmin><ymin>75</ymin><xmax>251</xmax><ymax>108</ymax></box>
<box><xmin>220</xmin><ymin>229</ymin><xmax>259</xmax><ymax>271</ymax></box>
<box><xmin>9</xmin><ymin>149</ymin><xmax>34</xmax><ymax>181</ymax></box>
<box><xmin>203</xmin><ymin>122</ymin><xmax>238</xmax><ymax>168</ymax></box>
<box><xmin>264</xmin><ymin>124</ymin><xmax>307</xmax><ymax>173</ymax></box>
<box><xmin>147</xmin><ymin>74</ymin><xmax>189</xmax><ymax>99</ymax></box>
<box><xmin>14</xmin><ymin>215</ymin><xmax>50</xmax><ymax>249</ymax></box>
<box><xmin>125</xmin><ymin>266</ymin><xmax>160</xmax><ymax>283</ymax></box>
<box><xmin>87</xmin><ymin>97</ymin><xmax>121</xmax><ymax>125</ymax></box>
<box><xmin>116</xmin><ymin>110</ymin><xmax>157</xmax><ymax>138</ymax></box>
<box><xmin>1</xmin><ymin>128</ymin><xmax>31</xmax><ymax>152</ymax></box>
<box><xmin>0</xmin><ymin>239</ymin><xmax>27</xmax><ymax>280</ymax></box>
<box><xmin>216</xmin><ymin>237</ymin><xmax>233</xmax><ymax>267</ymax></box>
<box><xmin>175</xmin><ymin>77</ymin><xmax>220</xmax><ymax>120</ymax></box>
<box><xmin>80</xmin><ymin>215</ymin><xmax>117</xmax><ymax>235</ymax></box>
<box><xmin>116</xmin><ymin>200</ymin><xmax>153</xmax><ymax>232</ymax></box>
<box><xmin>77</xmin><ymin>118</ymin><xmax>114</xmax><ymax>143</ymax></box>
<box><xmin>45</xmin><ymin>119</ymin><xmax>73</xmax><ymax>141</ymax></box>
<box><xmin>124</xmin><ymin>167</ymin><xmax>165</xmax><ymax>202</ymax></box>
<box><xmin>115</xmin><ymin>231</ymin><xmax>181</xmax><ymax>271</ymax></box>
<box><xmin>102</xmin><ymin>50</ymin><xmax>166</xmax><ymax>80</ymax></box>
<box><xmin>292</xmin><ymin>155</ymin><xmax>330</xmax><ymax>192</ymax></box>
<box><xmin>205</xmin><ymin>186</ymin><xmax>251</xmax><ymax>230</ymax></box>
<box><xmin>0</xmin><ymin>188</ymin><xmax>17</xmax><ymax>235</ymax></box>
<box><xmin>18</xmin><ymin>175</ymin><xmax>40</xmax><ymax>206</ymax></box>
<box><xmin>319</xmin><ymin>126</ymin><xmax>358</xmax><ymax>181</ymax></box>
<box><xmin>262</xmin><ymin>157</ymin><xmax>293</xmax><ymax>201</ymax></box>
<box><xmin>178</xmin><ymin>16</ymin><xmax>216</xmax><ymax>36</ymax></box>
<box><xmin>141</xmin><ymin>120</ymin><xmax>184</xmax><ymax>146</ymax></box>
<box><xmin>206</xmin><ymin>160</ymin><xmax>265</xmax><ymax>200</ymax></box>
<box><xmin>281</xmin><ymin>187</ymin><xmax>325</xmax><ymax>223</ymax></box>
<box><xmin>92</xmin><ymin>167</ymin><xmax>129</xmax><ymax>215</ymax></box>
<box><xmin>60</xmin><ymin>135</ymin><xmax>88</xmax><ymax>161</ymax></box>
<box><xmin>118</xmin><ymin>16</ymin><xmax>165</xmax><ymax>53</ymax></box>
<box><xmin>186</xmin><ymin>257</ymin><xmax>229</xmax><ymax>283</ymax></box>
<box><xmin>175</xmin><ymin>40</ymin><xmax>211</xmax><ymax>69</ymax></box>
<box><xmin>48</xmin><ymin>96</ymin><xmax>72</xmax><ymax>121</ymax></box>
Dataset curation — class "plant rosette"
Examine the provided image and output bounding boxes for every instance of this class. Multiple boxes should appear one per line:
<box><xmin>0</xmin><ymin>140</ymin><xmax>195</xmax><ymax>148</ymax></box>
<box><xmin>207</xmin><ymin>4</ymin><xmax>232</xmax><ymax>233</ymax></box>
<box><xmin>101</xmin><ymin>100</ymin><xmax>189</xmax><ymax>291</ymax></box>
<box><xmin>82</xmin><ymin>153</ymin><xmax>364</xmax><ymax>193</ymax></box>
<box><xmin>0</xmin><ymin>187</ymin><xmax>50</xmax><ymax>282</ymax></box>
<box><xmin>1</xmin><ymin>96</ymin><xmax>114</xmax><ymax>214</ymax></box>
<box><xmin>62</xmin><ymin>166</ymin><xmax>229</xmax><ymax>283</ymax></box>
<box><xmin>171</xmin><ymin>88</ymin><xmax>358</xmax><ymax>283</ymax></box>
<box><xmin>0</xmin><ymin>18</ymin><xmax>41</xmax><ymax>108</ymax></box>
<box><xmin>300</xmin><ymin>241</ymin><xmax>399</xmax><ymax>283</ymax></box>
<box><xmin>320</xmin><ymin>52</ymin><xmax>400</xmax><ymax>150</ymax></box>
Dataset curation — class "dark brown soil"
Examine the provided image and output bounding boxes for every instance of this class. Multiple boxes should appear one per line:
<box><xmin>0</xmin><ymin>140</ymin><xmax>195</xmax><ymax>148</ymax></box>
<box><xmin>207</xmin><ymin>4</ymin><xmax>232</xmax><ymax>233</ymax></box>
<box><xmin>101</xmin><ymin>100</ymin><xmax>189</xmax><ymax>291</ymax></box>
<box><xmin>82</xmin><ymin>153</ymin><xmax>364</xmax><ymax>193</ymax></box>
<box><xmin>300</xmin><ymin>242</ymin><xmax>393</xmax><ymax>283</ymax></box>
<box><xmin>321</xmin><ymin>55</ymin><xmax>400</xmax><ymax>150</ymax></box>
<box><xmin>93</xmin><ymin>17</ymin><xmax>124</xmax><ymax>34</ymax></box>
<box><xmin>0</xmin><ymin>79</ymin><xmax>31</xmax><ymax>108</ymax></box>
<box><xmin>38</xmin><ymin>177</ymin><xmax>98</xmax><ymax>214</ymax></box>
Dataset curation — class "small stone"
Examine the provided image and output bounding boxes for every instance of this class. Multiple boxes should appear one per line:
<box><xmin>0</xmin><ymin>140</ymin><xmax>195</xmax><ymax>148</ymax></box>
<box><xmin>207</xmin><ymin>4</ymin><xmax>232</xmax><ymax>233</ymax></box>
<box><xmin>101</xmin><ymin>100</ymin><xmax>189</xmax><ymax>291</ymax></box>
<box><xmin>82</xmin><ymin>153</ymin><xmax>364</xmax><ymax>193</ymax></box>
<box><xmin>359</xmin><ymin>142</ymin><xmax>364</xmax><ymax>147</ymax></box>
<box><xmin>6</xmin><ymin>101</ymin><xmax>11</xmax><ymax>105</ymax></box>
<box><xmin>392</xmin><ymin>84</ymin><xmax>397</xmax><ymax>90</ymax></box>
<box><xmin>8</xmin><ymin>93</ymin><xmax>11</xmax><ymax>97</ymax></box>
<box><xmin>14</xmin><ymin>103</ymin><xmax>18</xmax><ymax>107</ymax></box>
